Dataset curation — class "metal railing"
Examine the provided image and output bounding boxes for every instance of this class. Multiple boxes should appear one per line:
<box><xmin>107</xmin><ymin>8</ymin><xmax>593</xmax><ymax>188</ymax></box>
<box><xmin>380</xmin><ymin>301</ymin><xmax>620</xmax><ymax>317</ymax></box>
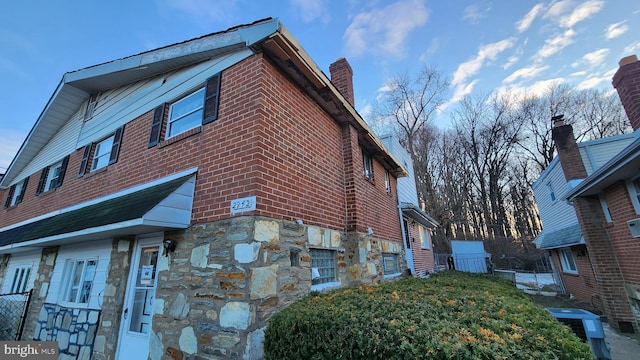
<box><xmin>0</xmin><ymin>290</ymin><xmax>32</xmax><ymax>340</ymax></box>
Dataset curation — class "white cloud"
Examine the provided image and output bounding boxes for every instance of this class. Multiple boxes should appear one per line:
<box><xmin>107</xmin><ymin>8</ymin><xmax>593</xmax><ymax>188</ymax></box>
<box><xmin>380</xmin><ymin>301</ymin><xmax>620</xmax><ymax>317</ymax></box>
<box><xmin>516</xmin><ymin>3</ymin><xmax>544</xmax><ymax>33</ymax></box>
<box><xmin>419</xmin><ymin>38</ymin><xmax>440</xmax><ymax>62</ymax></box>
<box><xmin>503</xmin><ymin>65</ymin><xmax>549</xmax><ymax>84</ymax></box>
<box><xmin>535</xmin><ymin>28</ymin><xmax>575</xmax><ymax>59</ymax></box>
<box><xmin>582</xmin><ymin>48</ymin><xmax>610</xmax><ymax>67</ymax></box>
<box><xmin>440</xmin><ymin>80</ymin><xmax>478</xmax><ymax>112</ymax></box>
<box><xmin>577</xmin><ymin>75</ymin><xmax>608</xmax><ymax>90</ymax></box>
<box><xmin>558</xmin><ymin>1</ymin><xmax>604</xmax><ymax>28</ymax></box>
<box><xmin>462</xmin><ymin>3</ymin><xmax>491</xmax><ymax>24</ymax></box>
<box><xmin>451</xmin><ymin>38</ymin><xmax>516</xmax><ymax>86</ymax></box>
<box><xmin>494</xmin><ymin>77</ymin><xmax>567</xmax><ymax>100</ymax></box>
<box><xmin>605</xmin><ymin>21</ymin><xmax>629</xmax><ymax>39</ymax></box>
<box><xmin>290</xmin><ymin>0</ymin><xmax>330</xmax><ymax>23</ymax></box>
<box><xmin>545</xmin><ymin>0</ymin><xmax>574</xmax><ymax>19</ymax></box>
<box><xmin>624</xmin><ymin>41</ymin><xmax>640</xmax><ymax>55</ymax></box>
<box><xmin>344</xmin><ymin>0</ymin><xmax>429</xmax><ymax>58</ymax></box>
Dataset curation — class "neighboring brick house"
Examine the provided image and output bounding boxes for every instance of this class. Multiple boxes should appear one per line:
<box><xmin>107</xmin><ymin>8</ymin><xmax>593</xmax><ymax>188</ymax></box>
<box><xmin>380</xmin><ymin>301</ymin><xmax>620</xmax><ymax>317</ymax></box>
<box><xmin>381</xmin><ymin>135</ymin><xmax>438</xmax><ymax>277</ymax></box>
<box><xmin>532</xmin><ymin>132</ymin><xmax>636</xmax><ymax>303</ymax></box>
<box><xmin>551</xmin><ymin>55</ymin><xmax>640</xmax><ymax>334</ymax></box>
<box><xmin>0</xmin><ymin>18</ymin><xmax>409</xmax><ymax>359</ymax></box>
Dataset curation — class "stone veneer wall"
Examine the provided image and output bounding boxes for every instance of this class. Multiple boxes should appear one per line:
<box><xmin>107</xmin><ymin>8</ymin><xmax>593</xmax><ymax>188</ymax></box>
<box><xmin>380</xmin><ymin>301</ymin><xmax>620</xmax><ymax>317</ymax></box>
<box><xmin>150</xmin><ymin>216</ymin><xmax>406</xmax><ymax>360</ymax></box>
<box><xmin>92</xmin><ymin>237</ymin><xmax>134</xmax><ymax>359</ymax></box>
<box><xmin>34</xmin><ymin>303</ymin><xmax>100</xmax><ymax>360</ymax></box>
<box><xmin>21</xmin><ymin>247</ymin><xmax>58</xmax><ymax>341</ymax></box>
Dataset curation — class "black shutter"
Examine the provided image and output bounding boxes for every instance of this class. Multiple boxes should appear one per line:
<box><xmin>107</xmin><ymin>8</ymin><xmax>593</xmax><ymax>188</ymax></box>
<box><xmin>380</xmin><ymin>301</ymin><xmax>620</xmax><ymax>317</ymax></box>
<box><xmin>78</xmin><ymin>144</ymin><xmax>92</xmax><ymax>177</ymax></box>
<box><xmin>203</xmin><ymin>73</ymin><xmax>221</xmax><ymax>125</ymax></box>
<box><xmin>55</xmin><ymin>155</ymin><xmax>70</xmax><ymax>188</ymax></box>
<box><xmin>4</xmin><ymin>184</ymin><xmax>16</xmax><ymax>208</ymax></box>
<box><xmin>15</xmin><ymin>177</ymin><xmax>28</xmax><ymax>205</ymax></box>
<box><xmin>36</xmin><ymin>167</ymin><xmax>49</xmax><ymax>195</ymax></box>
<box><xmin>148</xmin><ymin>105</ymin><xmax>165</xmax><ymax>148</ymax></box>
<box><xmin>109</xmin><ymin>126</ymin><xmax>124</xmax><ymax>165</ymax></box>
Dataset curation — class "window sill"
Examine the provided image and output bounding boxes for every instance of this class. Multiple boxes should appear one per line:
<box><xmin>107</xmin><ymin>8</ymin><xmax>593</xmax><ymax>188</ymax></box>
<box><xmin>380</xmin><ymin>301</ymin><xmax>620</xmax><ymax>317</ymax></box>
<box><xmin>311</xmin><ymin>281</ymin><xmax>341</xmax><ymax>291</ymax></box>
<box><xmin>159</xmin><ymin>126</ymin><xmax>202</xmax><ymax>148</ymax></box>
<box><xmin>384</xmin><ymin>272</ymin><xmax>402</xmax><ymax>279</ymax></box>
<box><xmin>85</xmin><ymin>166</ymin><xmax>108</xmax><ymax>179</ymax></box>
<box><xmin>562</xmin><ymin>270</ymin><xmax>579</xmax><ymax>276</ymax></box>
<box><xmin>38</xmin><ymin>188</ymin><xmax>58</xmax><ymax>198</ymax></box>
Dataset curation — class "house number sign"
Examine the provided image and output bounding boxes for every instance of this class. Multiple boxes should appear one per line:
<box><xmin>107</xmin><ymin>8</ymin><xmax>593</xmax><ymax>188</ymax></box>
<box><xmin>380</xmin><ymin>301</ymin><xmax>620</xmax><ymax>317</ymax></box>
<box><xmin>230</xmin><ymin>196</ymin><xmax>256</xmax><ymax>215</ymax></box>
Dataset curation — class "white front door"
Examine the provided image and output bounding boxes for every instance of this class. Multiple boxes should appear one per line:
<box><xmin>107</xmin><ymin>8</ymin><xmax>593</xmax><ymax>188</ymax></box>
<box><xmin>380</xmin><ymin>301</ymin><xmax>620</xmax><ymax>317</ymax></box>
<box><xmin>116</xmin><ymin>237</ymin><xmax>161</xmax><ymax>359</ymax></box>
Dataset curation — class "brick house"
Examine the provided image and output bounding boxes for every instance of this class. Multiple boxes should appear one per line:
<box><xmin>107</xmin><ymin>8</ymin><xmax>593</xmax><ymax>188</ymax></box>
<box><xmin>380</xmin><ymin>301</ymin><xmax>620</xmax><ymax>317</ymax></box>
<box><xmin>551</xmin><ymin>55</ymin><xmax>640</xmax><ymax>334</ymax></box>
<box><xmin>0</xmin><ymin>18</ymin><xmax>409</xmax><ymax>359</ymax></box>
<box><xmin>532</xmin><ymin>132</ymin><xmax>635</xmax><ymax>303</ymax></box>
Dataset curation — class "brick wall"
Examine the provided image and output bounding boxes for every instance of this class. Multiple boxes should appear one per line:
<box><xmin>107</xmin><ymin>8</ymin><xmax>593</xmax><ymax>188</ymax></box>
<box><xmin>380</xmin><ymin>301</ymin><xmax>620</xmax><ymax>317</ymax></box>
<box><xmin>613</xmin><ymin>55</ymin><xmax>640</xmax><ymax>131</ymax></box>
<box><xmin>549</xmin><ymin>245</ymin><xmax>597</xmax><ymax>303</ymax></box>
<box><xmin>0</xmin><ymin>53</ymin><xmax>402</xmax><ymax>244</ymax></box>
<box><xmin>408</xmin><ymin>225</ymin><xmax>435</xmax><ymax>275</ymax></box>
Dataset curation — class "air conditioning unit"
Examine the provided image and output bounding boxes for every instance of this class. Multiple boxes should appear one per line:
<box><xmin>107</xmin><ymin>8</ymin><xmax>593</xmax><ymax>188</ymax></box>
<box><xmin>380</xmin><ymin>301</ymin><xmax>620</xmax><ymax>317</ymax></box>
<box><xmin>547</xmin><ymin>308</ymin><xmax>611</xmax><ymax>360</ymax></box>
<box><xmin>627</xmin><ymin>219</ymin><xmax>640</xmax><ymax>238</ymax></box>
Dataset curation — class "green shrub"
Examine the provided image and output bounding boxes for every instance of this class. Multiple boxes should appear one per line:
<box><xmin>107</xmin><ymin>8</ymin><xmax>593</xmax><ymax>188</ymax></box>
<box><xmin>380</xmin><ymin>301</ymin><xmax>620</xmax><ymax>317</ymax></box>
<box><xmin>264</xmin><ymin>271</ymin><xmax>593</xmax><ymax>359</ymax></box>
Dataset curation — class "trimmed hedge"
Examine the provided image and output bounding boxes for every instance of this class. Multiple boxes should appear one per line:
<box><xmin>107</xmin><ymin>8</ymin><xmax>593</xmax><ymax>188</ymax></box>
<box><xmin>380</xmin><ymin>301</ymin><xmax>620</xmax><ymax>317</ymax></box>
<box><xmin>264</xmin><ymin>271</ymin><xmax>593</xmax><ymax>359</ymax></box>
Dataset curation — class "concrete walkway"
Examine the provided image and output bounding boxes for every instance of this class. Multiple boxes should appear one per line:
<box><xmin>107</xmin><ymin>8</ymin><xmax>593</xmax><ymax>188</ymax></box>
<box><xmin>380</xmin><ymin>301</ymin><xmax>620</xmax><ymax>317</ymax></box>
<box><xmin>603</xmin><ymin>323</ymin><xmax>640</xmax><ymax>360</ymax></box>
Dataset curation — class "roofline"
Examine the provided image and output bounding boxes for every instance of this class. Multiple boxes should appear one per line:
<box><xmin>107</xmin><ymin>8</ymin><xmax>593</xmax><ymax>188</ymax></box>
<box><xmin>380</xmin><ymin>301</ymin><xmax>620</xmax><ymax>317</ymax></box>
<box><xmin>1</xmin><ymin>17</ymin><xmax>405</xmax><ymax>187</ymax></box>
<box><xmin>566</xmin><ymin>136</ymin><xmax>640</xmax><ymax>200</ymax></box>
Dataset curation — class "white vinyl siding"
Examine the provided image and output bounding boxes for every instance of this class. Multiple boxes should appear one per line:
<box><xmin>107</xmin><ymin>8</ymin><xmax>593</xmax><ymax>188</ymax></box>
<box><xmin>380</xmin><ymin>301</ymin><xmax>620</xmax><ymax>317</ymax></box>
<box><xmin>380</xmin><ymin>135</ymin><xmax>419</xmax><ymax>205</ymax></box>
<box><xmin>532</xmin><ymin>161</ymin><xmax>578</xmax><ymax>233</ymax></box>
<box><xmin>47</xmin><ymin>242</ymin><xmax>111</xmax><ymax>310</ymax></box>
<box><xmin>578</xmin><ymin>133</ymin><xmax>635</xmax><ymax>174</ymax></box>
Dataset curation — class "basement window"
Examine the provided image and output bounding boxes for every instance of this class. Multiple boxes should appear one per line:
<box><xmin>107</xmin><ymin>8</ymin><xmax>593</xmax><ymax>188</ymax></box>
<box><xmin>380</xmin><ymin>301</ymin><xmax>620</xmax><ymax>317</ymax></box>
<box><xmin>310</xmin><ymin>248</ymin><xmax>339</xmax><ymax>290</ymax></box>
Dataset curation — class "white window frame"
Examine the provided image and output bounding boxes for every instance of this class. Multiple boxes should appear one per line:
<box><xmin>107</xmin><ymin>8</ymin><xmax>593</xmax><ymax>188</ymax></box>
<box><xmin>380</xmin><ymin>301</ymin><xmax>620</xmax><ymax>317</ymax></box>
<box><xmin>310</xmin><ymin>248</ymin><xmax>339</xmax><ymax>291</ymax></box>
<box><xmin>383</xmin><ymin>253</ymin><xmax>400</xmax><ymax>277</ymax></box>
<box><xmin>9</xmin><ymin>266</ymin><xmax>31</xmax><ymax>294</ymax></box>
<box><xmin>9</xmin><ymin>180</ymin><xmax>25</xmax><ymax>207</ymax></box>
<box><xmin>362</xmin><ymin>150</ymin><xmax>374</xmax><ymax>180</ymax></box>
<box><xmin>627</xmin><ymin>178</ymin><xmax>640</xmax><ymax>215</ymax></box>
<box><xmin>546</xmin><ymin>182</ymin><xmax>556</xmax><ymax>202</ymax></box>
<box><xmin>598</xmin><ymin>194</ymin><xmax>613</xmax><ymax>222</ymax></box>
<box><xmin>62</xmin><ymin>258</ymin><xmax>98</xmax><ymax>304</ymax></box>
<box><xmin>384</xmin><ymin>170</ymin><xmax>391</xmax><ymax>193</ymax></box>
<box><xmin>559</xmin><ymin>248</ymin><xmax>578</xmax><ymax>274</ymax></box>
<box><xmin>419</xmin><ymin>226</ymin><xmax>430</xmax><ymax>249</ymax></box>
<box><xmin>166</xmin><ymin>88</ymin><xmax>205</xmax><ymax>139</ymax></box>
<box><xmin>47</xmin><ymin>243</ymin><xmax>110</xmax><ymax>309</ymax></box>
<box><xmin>91</xmin><ymin>135</ymin><xmax>114</xmax><ymax>171</ymax></box>
<box><xmin>44</xmin><ymin>160</ymin><xmax>64</xmax><ymax>192</ymax></box>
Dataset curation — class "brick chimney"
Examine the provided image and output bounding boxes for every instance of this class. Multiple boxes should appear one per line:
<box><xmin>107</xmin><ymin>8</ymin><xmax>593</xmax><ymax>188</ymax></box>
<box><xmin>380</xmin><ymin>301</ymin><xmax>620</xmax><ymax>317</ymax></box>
<box><xmin>329</xmin><ymin>58</ymin><xmax>354</xmax><ymax>107</ymax></box>
<box><xmin>613</xmin><ymin>54</ymin><xmax>640</xmax><ymax>131</ymax></box>
<box><xmin>551</xmin><ymin>114</ymin><xmax>587</xmax><ymax>181</ymax></box>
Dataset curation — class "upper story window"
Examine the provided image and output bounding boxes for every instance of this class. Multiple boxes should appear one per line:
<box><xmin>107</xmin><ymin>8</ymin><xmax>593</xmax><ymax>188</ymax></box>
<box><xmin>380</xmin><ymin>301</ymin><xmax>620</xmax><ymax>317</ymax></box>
<box><xmin>36</xmin><ymin>156</ymin><xmax>70</xmax><ymax>195</ymax></box>
<box><xmin>628</xmin><ymin>178</ymin><xmax>640</xmax><ymax>214</ymax></box>
<box><xmin>362</xmin><ymin>149</ymin><xmax>374</xmax><ymax>180</ymax></box>
<box><xmin>77</xmin><ymin>126</ymin><xmax>124</xmax><ymax>177</ymax></box>
<box><xmin>546</xmin><ymin>183</ymin><xmax>556</xmax><ymax>202</ymax></box>
<box><xmin>166</xmin><ymin>88</ymin><xmax>205</xmax><ymax>139</ymax></box>
<box><xmin>63</xmin><ymin>258</ymin><xmax>97</xmax><ymax>304</ymax></box>
<box><xmin>148</xmin><ymin>73</ymin><xmax>221</xmax><ymax>147</ymax></box>
<box><xmin>384</xmin><ymin>170</ymin><xmax>391</xmax><ymax>193</ymax></box>
<box><xmin>559</xmin><ymin>248</ymin><xmax>577</xmax><ymax>274</ymax></box>
<box><xmin>598</xmin><ymin>194</ymin><xmax>613</xmax><ymax>222</ymax></box>
<box><xmin>92</xmin><ymin>136</ymin><xmax>115</xmax><ymax>171</ymax></box>
<box><xmin>4</xmin><ymin>177</ymin><xmax>28</xmax><ymax>208</ymax></box>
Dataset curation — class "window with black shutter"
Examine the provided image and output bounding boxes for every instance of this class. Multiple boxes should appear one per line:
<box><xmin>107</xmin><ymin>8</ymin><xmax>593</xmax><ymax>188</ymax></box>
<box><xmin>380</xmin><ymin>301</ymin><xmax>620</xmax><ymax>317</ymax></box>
<box><xmin>147</xmin><ymin>72</ymin><xmax>222</xmax><ymax>146</ymax></box>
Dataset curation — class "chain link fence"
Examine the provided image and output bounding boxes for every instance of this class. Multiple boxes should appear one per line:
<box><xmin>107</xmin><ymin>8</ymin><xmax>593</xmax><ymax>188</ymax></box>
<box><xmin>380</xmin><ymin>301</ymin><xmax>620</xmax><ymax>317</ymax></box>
<box><xmin>0</xmin><ymin>290</ymin><xmax>32</xmax><ymax>340</ymax></box>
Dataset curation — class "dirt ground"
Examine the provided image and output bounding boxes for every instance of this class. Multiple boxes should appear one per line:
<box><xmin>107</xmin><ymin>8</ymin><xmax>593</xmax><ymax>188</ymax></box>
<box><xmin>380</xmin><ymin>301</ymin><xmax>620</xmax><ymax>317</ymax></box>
<box><xmin>527</xmin><ymin>294</ymin><xmax>640</xmax><ymax>360</ymax></box>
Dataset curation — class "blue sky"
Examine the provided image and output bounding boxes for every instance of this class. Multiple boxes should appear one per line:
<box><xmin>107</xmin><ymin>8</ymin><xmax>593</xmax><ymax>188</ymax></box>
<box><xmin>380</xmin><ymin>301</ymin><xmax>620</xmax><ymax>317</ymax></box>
<box><xmin>1</xmin><ymin>0</ymin><xmax>639</xmax><ymax>173</ymax></box>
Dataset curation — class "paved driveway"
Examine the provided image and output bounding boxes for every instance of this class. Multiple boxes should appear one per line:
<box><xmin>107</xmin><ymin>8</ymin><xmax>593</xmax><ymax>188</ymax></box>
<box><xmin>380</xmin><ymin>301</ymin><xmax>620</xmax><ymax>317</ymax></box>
<box><xmin>604</xmin><ymin>323</ymin><xmax>640</xmax><ymax>360</ymax></box>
